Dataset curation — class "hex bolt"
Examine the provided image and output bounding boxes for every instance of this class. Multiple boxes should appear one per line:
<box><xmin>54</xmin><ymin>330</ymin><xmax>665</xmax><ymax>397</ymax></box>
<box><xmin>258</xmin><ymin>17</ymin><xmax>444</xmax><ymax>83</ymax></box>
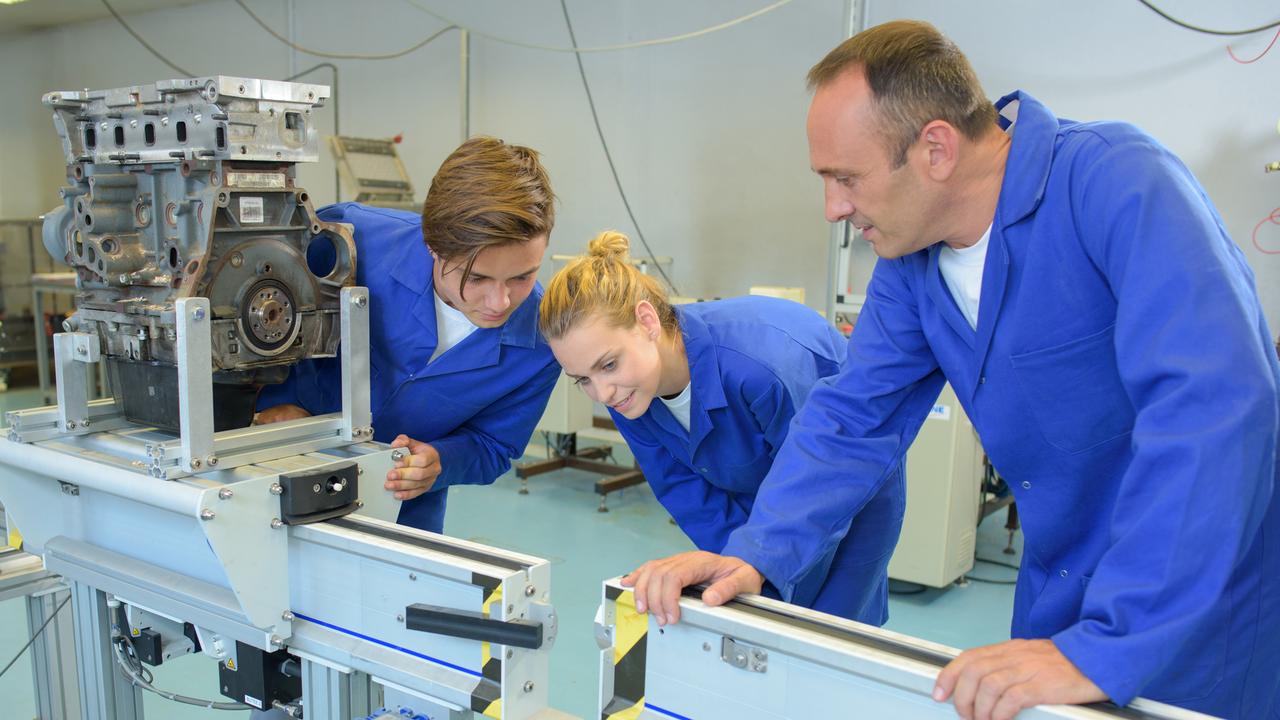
<box><xmin>81</xmin><ymin>419</ymin><xmax>91</xmax><ymax>428</ymax></box>
<box><xmin>355</xmin><ymin>499</ymin><xmax>364</xmax><ymax>508</ymax></box>
<box><xmin>269</xmin><ymin>635</ymin><xmax>283</xmax><ymax>648</ymax></box>
<box><xmin>206</xmin><ymin>455</ymin><xmax>219</xmax><ymax>467</ymax></box>
<box><xmin>200</xmin><ymin>509</ymin><xmax>215</xmax><ymax>521</ymax></box>
<box><xmin>269</xmin><ymin>483</ymin><xmax>283</xmax><ymax>495</ymax></box>
<box><xmin>218</xmin><ymin>488</ymin><xmax>233</xmax><ymax>500</ymax></box>
<box><xmin>353</xmin><ymin>294</ymin><xmax>368</xmax><ymax>308</ymax></box>
<box><xmin>193</xmin><ymin>307</ymin><xmax>206</xmax><ymax>321</ymax></box>
<box><xmin>270</xmin><ymin>518</ymin><xmax>284</xmax><ymax>529</ymax></box>
<box><xmin>390</xmin><ymin>449</ymin><xmax>407</xmax><ymax>462</ymax></box>
<box><xmin>523</xmin><ymin>681</ymin><xmax>535</xmax><ymax>693</ymax></box>
<box><xmin>525</xmin><ymin>585</ymin><xmax>536</xmax><ymax>597</ymax></box>
<box><xmin>190</xmin><ymin>458</ymin><xmax>202</xmax><ymax>470</ymax></box>
<box><xmin>281</xmin><ymin>611</ymin><xmax>295</xmax><ymax>621</ymax></box>
<box><xmin>65</xmin><ymin>420</ymin><xmax>77</xmax><ymax>430</ymax></box>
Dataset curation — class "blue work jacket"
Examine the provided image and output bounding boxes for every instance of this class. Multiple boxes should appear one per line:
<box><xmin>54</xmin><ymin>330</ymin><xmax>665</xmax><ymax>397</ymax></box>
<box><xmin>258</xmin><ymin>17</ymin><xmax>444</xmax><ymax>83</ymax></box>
<box><xmin>722</xmin><ymin>92</ymin><xmax>1280</xmax><ymax>717</ymax></box>
<box><xmin>257</xmin><ymin>203</ymin><xmax>560</xmax><ymax>533</ymax></box>
<box><xmin>610</xmin><ymin>296</ymin><xmax>905</xmax><ymax>624</ymax></box>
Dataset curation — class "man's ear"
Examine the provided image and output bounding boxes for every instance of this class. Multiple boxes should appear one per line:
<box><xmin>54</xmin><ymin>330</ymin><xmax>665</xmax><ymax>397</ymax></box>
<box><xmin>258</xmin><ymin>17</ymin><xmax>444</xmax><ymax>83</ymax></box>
<box><xmin>919</xmin><ymin>120</ymin><xmax>959</xmax><ymax>181</ymax></box>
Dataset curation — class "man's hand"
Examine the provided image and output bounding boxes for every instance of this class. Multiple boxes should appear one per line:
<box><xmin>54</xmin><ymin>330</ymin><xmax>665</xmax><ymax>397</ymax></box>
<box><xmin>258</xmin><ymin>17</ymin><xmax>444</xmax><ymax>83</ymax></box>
<box><xmin>933</xmin><ymin>639</ymin><xmax>1106</xmax><ymax>720</ymax></box>
<box><xmin>386</xmin><ymin>435</ymin><xmax>442</xmax><ymax>501</ymax></box>
<box><xmin>621</xmin><ymin>551</ymin><xmax>764</xmax><ymax>626</ymax></box>
<box><xmin>254</xmin><ymin>404</ymin><xmax>312</xmax><ymax>425</ymax></box>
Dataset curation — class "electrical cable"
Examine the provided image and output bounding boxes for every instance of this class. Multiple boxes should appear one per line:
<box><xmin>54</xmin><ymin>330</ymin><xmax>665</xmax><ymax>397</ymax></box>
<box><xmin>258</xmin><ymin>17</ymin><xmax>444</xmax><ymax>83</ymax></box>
<box><xmin>402</xmin><ymin>0</ymin><xmax>795</xmax><ymax>53</ymax></box>
<box><xmin>1135</xmin><ymin>1</ymin><xmax>1280</xmax><ymax>36</ymax></box>
<box><xmin>100</xmin><ymin>0</ymin><xmax>193</xmax><ymax>76</ymax></box>
<box><xmin>964</xmin><ymin>556</ymin><xmax>1020</xmax><ymax>586</ymax></box>
<box><xmin>109</xmin><ymin>603</ymin><xmax>250</xmax><ymax>711</ymax></box>
<box><xmin>1252</xmin><ymin>208</ymin><xmax>1280</xmax><ymax>255</ymax></box>
<box><xmin>235</xmin><ymin>0</ymin><xmax>457</xmax><ymax>60</ymax></box>
<box><xmin>559</xmin><ymin>0</ymin><xmax>681</xmax><ymax>295</ymax></box>
<box><xmin>1228</xmin><ymin>27</ymin><xmax>1280</xmax><ymax>63</ymax></box>
<box><xmin>0</xmin><ymin>594</ymin><xmax>71</xmax><ymax>680</ymax></box>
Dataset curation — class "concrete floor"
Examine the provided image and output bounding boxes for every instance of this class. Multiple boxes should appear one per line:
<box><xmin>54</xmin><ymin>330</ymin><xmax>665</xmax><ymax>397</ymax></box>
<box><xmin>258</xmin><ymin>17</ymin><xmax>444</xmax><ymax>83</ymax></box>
<box><xmin>0</xmin><ymin>385</ymin><xmax>1022</xmax><ymax>720</ymax></box>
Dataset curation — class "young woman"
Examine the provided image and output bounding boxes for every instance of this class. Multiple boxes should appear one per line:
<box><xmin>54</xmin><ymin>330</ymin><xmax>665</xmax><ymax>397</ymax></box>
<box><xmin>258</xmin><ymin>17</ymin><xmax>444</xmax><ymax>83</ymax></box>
<box><xmin>539</xmin><ymin>231</ymin><xmax>904</xmax><ymax>624</ymax></box>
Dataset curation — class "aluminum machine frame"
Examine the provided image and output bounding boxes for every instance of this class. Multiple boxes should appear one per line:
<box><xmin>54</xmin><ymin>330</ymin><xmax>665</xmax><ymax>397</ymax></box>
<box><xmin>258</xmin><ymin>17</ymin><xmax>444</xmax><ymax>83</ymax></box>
<box><xmin>0</xmin><ymin>77</ymin><xmax>566</xmax><ymax>720</ymax></box>
<box><xmin>596</xmin><ymin>579</ymin><xmax>1218</xmax><ymax>720</ymax></box>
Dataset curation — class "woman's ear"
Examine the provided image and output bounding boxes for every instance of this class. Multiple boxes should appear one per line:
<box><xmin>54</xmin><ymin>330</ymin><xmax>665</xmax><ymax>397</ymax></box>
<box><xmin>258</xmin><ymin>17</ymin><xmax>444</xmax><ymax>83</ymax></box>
<box><xmin>635</xmin><ymin>300</ymin><xmax>661</xmax><ymax>340</ymax></box>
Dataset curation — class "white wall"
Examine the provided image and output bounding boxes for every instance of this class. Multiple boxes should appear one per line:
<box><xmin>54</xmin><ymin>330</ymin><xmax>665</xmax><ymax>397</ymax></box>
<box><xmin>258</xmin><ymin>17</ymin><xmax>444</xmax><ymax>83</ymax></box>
<box><xmin>2</xmin><ymin>0</ymin><xmax>1279</xmax><ymax>323</ymax></box>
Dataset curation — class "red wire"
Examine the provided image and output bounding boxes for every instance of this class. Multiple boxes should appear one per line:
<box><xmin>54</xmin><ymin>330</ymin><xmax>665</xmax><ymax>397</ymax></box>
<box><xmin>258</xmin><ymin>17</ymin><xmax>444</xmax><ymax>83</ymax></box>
<box><xmin>1228</xmin><ymin>27</ymin><xmax>1280</xmax><ymax>64</ymax></box>
<box><xmin>1251</xmin><ymin>208</ymin><xmax>1280</xmax><ymax>254</ymax></box>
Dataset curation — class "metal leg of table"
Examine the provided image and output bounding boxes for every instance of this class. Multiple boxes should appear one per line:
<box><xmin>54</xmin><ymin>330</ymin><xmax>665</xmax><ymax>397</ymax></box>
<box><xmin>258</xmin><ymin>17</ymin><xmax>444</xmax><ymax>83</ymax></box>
<box><xmin>27</xmin><ymin>588</ymin><xmax>81</xmax><ymax>720</ymax></box>
<box><xmin>71</xmin><ymin>582</ymin><xmax>143</xmax><ymax>720</ymax></box>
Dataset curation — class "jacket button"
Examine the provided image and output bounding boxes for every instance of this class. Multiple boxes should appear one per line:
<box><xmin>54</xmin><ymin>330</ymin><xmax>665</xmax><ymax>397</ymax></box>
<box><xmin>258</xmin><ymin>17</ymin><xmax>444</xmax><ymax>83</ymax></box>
<box><xmin>979</xmin><ymin>376</ymin><xmax>986</xmax><ymax>384</ymax></box>
<box><xmin>1060</xmin><ymin>569</ymin><xmax>1069</xmax><ymax>578</ymax></box>
<box><xmin>1021</xmin><ymin>481</ymin><xmax>1031</xmax><ymax>490</ymax></box>
<box><xmin>700</xmin><ymin>467</ymin><xmax>709</xmax><ymax>473</ymax></box>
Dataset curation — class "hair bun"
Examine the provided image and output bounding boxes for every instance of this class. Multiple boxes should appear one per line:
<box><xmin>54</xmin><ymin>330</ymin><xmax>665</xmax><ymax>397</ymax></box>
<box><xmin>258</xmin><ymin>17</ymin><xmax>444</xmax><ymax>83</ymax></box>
<box><xmin>587</xmin><ymin>231</ymin><xmax>630</xmax><ymax>261</ymax></box>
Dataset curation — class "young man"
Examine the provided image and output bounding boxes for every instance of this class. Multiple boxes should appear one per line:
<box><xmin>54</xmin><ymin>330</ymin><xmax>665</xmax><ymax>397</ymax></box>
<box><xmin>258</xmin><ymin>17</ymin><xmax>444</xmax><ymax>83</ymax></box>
<box><xmin>622</xmin><ymin>20</ymin><xmax>1280</xmax><ymax>720</ymax></box>
<box><xmin>257</xmin><ymin>136</ymin><xmax>561</xmax><ymax>534</ymax></box>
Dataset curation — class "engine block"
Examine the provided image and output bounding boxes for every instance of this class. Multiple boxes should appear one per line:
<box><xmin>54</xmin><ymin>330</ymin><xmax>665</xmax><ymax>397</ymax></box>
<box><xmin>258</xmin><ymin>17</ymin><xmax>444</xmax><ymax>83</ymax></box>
<box><xmin>40</xmin><ymin>77</ymin><xmax>355</xmax><ymax>430</ymax></box>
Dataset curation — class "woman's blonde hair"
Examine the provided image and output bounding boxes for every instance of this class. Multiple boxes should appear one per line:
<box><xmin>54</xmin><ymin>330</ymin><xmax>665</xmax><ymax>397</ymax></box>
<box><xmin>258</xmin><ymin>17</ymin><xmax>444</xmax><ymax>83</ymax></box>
<box><xmin>539</xmin><ymin>231</ymin><xmax>677</xmax><ymax>340</ymax></box>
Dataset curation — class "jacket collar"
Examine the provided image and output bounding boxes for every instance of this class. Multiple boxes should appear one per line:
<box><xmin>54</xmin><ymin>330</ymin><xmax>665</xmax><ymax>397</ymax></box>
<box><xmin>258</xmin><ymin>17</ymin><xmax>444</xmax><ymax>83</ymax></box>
<box><xmin>993</xmin><ymin>90</ymin><xmax>1058</xmax><ymax>228</ymax></box>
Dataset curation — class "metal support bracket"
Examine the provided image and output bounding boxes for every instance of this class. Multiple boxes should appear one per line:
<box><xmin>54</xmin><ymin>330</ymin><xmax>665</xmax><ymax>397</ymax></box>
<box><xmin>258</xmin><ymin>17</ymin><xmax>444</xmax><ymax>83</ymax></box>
<box><xmin>176</xmin><ymin>297</ymin><xmax>214</xmax><ymax>472</ymax></box>
<box><xmin>721</xmin><ymin>636</ymin><xmax>768</xmax><ymax>673</ymax></box>
<box><xmin>340</xmin><ymin>286</ymin><xmax>372</xmax><ymax>442</ymax></box>
<box><xmin>53</xmin><ymin>332</ymin><xmax>99</xmax><ymax>435</ymax></box>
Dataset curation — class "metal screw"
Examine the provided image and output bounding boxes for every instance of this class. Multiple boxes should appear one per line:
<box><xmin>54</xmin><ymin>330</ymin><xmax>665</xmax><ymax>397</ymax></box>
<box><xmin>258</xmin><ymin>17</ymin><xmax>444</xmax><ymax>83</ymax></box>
<box><xmin>76</xmin><ymin>345</ymin><xmax>86</xmax><ymax>355</ymax></box>
<box><xmin>271</xmin><ymin>518</ymin><xmax>284</xmax><ymax>529</ymax></box>
<box><xmin>81</xmin><ymin>419</ymin><xmax>90</xmax><ymax>428</ymax></box>
<box><xmin>523</xmin><ymin>681</ymin><xmax>534</xmax><ymax>693</ymax></box>
<box><xmin>390</xmin><ymin>449</ymin><xmax>406</xmax><ymax>462</ymax></box>
<box><xmin>312</xmin><ymin>483</ymin><xmax>322</xmax><ymax>493</ymax></box>
<box><xmin>269</xmin><ymin>483</ymin><xmax>283</xmax><ymax>495</ymax></box>
<box><xmin>200</xmin><ymin>509</ymin><xmax>215</xmax><ymax>521</ymax></box>
<box><xmin>65</xmin><ymin>420</ymin><xmax>77</xmax><ymax>430</ymax></box>
<box><xmin>396</xmin><ymin>614</ymin><xmax>404</xmax><ymax>623</ymax></box>
<box><xmin>525</xmin><ymin>585</ymin><xmax>536</xmax><ymax>597</ymax></box>
<box><xmin>206</xmin><ymin>455</ymin><xmax>219</xmax><ymax>467</ymax></box>
<box><xmin>119</xmin><ymin>274</ymin><xmax>129</xmax><ymax>284</ymax></box>
<box><xmin>358</xmin><ymin>467</ymin><xmax>364</xmax><ymax>476</ymax></box>
<box><xmin>353</xmin><ymin>294</ymin><xmax>367</xmax><ymax>308</ymax></box>
<box><xmin>702</xmin><ymin>642</ymin><xmax>711</xmax><ymax>652</ymax></box>
<box><xmin>355</xmin><ymin>499</ymin><xmax>364</xmax><ymax>508</ymax></box>
<box><xmin>193</xmin><ymin>307</ymin><xmax>206</xmax><ymax>321</ymax></box>
<box><xmin>190</xmin><ymin>458</ymin><xmax>202</xmax><ymax>469</ymax></box>
<box><xmin>218</xmin><ymin>488</ymin><xmax>233</xmax><ymax>500</ymax></box>
<box><xmin>506</xmin><ymin>604</ymin><xmax>514</xmax><ymax>614</ymax></box>
<box><xmin>409</xmin><ymin>573</ymin><xmax>417</xmax><ymax>581</ymax></box>
<box><xmin>282</xmin><ymin>611</ymin><xmax>295</xmax><ymax>621</ymax></box>
<box><xmin>269</xmin><ymin>635</ymin><xmax>283</xmax><ymax>648</ymax></box>
<box><xmin>505</xmin><ymin>649</ymin><xmax>513</xmax><ymax>660</ymax></box>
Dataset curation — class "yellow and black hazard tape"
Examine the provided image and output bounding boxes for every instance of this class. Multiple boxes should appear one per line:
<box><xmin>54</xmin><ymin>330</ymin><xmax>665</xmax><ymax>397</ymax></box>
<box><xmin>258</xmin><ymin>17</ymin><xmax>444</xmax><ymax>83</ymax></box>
<box><xmin>471</xmin><ymin>574</ymin><xmax>505</xmax><ymax>718</ymax></box>
<box><xmin>602</xmin><ymin>585</ymin><xmax>648</xmax><ymax>720</ymax></box>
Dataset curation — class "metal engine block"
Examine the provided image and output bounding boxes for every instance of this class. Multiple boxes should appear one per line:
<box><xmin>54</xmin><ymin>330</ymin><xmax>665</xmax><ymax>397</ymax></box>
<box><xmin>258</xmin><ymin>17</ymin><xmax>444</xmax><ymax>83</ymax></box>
<box><xmin>40</xmin><ymin>77</ymin><xmax>355</xmax><ymax>431</ymax></box>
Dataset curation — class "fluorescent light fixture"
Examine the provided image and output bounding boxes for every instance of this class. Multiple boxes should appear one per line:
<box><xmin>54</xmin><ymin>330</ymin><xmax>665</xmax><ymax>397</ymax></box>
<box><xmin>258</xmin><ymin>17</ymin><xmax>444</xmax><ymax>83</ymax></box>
<box><xmin>0</xmin><ymin>0</ymin><xmax>31</xmax><ymax>5</ymax></box>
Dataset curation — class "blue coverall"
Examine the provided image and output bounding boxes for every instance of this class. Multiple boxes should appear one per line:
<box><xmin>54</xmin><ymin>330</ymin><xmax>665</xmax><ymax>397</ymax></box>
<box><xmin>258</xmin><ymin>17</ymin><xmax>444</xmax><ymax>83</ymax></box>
<box><xmin>722</xmin><ymin>92</ymin><xmax>1280</xmax><ymax>717</ymax></box>
<box><xmin>611</xmin><ymin>296</ymin><xmax>905</xmax><ymax>624</ymax></box>
<box><xmin>257</xmin><ymin>203</ymin><xmax>560</xmax><ymax>533</ymax></box>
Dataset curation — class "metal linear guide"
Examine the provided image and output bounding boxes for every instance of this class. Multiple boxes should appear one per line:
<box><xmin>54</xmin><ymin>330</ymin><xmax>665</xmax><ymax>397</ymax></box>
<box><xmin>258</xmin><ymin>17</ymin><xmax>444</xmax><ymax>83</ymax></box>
<box><xmin>595</xmin><ymin>579</ymin><xmax>1217</xmax><ymax>720</ymax></box>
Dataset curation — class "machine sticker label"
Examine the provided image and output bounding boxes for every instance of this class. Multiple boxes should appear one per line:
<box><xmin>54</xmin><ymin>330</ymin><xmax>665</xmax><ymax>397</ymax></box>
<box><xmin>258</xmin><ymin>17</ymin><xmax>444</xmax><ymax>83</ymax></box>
<box><xmin>928</xmin><ymin>403</ymin><xmax>951</xmax><ymax>421</ymax></box>
<box><xmin>244</xmin><ymin>694</ymin><xmax>263</xmax><ymax>709</ymax></box>
<box><xmin>239</xmin><ymin>197</ymin><xmax>265</xmax><ymax>224</ymax></box>
<box><xmin>227</xmin><ymin>171</ymin><xmax>286</xmax><ymax>189</ymax></box>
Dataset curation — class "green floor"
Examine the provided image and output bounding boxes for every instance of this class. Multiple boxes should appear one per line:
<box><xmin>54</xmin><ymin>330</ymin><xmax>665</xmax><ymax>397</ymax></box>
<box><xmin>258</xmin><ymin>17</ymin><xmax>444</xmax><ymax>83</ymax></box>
<box><xmin>0</xmin><ymin>385</ymin><xmax>1021</xmax><ymax>720</ymax></box>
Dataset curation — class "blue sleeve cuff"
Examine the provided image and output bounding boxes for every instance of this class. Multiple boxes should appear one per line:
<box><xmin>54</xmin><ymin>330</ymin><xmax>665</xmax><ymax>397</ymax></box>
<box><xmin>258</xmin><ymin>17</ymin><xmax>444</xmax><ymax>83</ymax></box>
<box><xmin>1051</xmin><ymin>625</ymin><xmax>1142</xmax><ymax>707</ymax></box>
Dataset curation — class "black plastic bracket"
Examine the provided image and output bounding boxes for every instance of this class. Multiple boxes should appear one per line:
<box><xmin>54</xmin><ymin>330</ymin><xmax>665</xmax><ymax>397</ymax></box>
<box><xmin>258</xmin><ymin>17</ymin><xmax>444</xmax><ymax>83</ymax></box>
<box><xmin>277</xmin><ymin>461</ymin><xmax>359</xmax><ymax>525</ymax></box>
